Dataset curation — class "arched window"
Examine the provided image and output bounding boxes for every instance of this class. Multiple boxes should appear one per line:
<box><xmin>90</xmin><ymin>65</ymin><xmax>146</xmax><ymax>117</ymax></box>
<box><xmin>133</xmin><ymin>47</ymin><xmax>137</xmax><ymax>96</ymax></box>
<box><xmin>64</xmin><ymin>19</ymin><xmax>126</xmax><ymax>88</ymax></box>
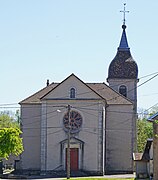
<box><xmin>119</xmin><ymin>85</ymin><xmax>127</xmax><ymax>97</ymax></box>
<box><xmin>70</xmin><ymin>88</ymin><xmax>76</xmax><ymax>98</ymax></box>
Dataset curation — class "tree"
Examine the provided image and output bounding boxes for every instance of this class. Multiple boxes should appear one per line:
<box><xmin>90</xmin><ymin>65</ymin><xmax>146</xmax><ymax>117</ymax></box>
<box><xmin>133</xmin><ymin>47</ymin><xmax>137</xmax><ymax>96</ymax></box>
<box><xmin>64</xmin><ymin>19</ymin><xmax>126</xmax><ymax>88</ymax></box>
<box><xmin>0</xmin><ymin>111</ymin><xmax>23</xmax><ymax>160</ymax></box>
<box><xmin>136</xmin><ymin>106</ymin><xmax>158</xmax><ymax>152</ymax></box>
<box><xmin>137</xmin><ymin>119</ymin><xmax>153</xmax><ymax>152</ymax></box>
<box><xmin>0</xmin><ymin>128</ymin><xmax>23</xmax><ymax>160</ymax></box>
<box><xmin>0</xmin><ymin>111</ymin><xmax>20</xmax><ymax>129</ymax></box>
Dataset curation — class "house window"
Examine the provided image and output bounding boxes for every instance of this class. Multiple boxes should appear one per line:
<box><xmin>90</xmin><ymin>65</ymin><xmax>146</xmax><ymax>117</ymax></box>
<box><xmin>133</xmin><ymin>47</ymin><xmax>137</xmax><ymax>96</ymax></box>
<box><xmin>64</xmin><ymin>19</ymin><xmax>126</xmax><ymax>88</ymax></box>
<box><xmin>119</xmin><ymin>85</ymin><xmax>127</xmax><ymax>97</ymax></box>
<box><xmin>70</xmin><ymin>88</ymin><xmax>76</xmax><ymax>98</ymax></box>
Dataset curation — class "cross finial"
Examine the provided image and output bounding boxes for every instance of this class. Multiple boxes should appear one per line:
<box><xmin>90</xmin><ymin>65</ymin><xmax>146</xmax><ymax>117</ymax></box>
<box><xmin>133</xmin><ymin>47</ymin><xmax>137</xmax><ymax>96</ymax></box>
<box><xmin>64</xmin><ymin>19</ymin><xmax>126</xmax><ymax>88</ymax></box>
<box><xmin>120</xmin><ymin>3</ymin><xmax>129</xmax><ymax>25</ymax></box>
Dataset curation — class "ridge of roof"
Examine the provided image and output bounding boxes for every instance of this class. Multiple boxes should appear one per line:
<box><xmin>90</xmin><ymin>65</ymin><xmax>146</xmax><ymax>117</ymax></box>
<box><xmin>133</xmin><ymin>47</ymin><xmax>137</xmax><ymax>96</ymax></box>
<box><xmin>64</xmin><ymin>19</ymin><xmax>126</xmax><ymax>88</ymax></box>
<box><xmin>87</xmin><ymin>82</ymin><xmax>132</xmax><ymax>105</ymax></box>
<box><xmin>19</xmin><ymin>82</ymin><xmax>58</xmax><ymax>104</ymax></box>
<box><xmin>41</xmin><ymin>73</ymin><xmax>106</xmax><ymax>101</ymax></box>
<box><xmin>148</xmin><ymin>112</ymin><xmax>158</xmax><ymax>122</ymax></box>
<box><xmin>20</xmin><ymin>75</ymin><xmax>133</xmax><ymax>105</ymax></box>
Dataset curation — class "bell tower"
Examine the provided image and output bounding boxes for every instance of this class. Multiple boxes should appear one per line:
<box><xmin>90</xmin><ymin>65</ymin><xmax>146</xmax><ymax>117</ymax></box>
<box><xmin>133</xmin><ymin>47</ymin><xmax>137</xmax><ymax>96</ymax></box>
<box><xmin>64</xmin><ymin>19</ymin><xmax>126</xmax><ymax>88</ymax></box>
<box><xmin>107</xmin><ymin>4</ymin><xmax>138</xmax><ymax>153</ymax></box>
<box><xmin>107</xmin><ymin>4</ymin><xmax>138</xmax><ymax>109</ymax></box>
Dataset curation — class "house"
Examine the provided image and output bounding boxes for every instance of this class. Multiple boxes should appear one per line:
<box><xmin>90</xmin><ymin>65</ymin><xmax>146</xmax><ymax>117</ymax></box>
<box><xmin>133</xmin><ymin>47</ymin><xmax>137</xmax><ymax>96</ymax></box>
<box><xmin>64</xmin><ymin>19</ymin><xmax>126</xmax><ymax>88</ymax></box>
<box><xmin>133</xmin><ymin>139</ymin><xmax>153</xmax><ymax>178</ymax></box>
<box><xmin>148</xmin><ymin>112</ymin><xmax>158</xmax><ymax>179</ymax></box>
<box><xmin>19</xmin><ymin>21</ymin><xmax>138</xmax><ymax>175</ymax></box>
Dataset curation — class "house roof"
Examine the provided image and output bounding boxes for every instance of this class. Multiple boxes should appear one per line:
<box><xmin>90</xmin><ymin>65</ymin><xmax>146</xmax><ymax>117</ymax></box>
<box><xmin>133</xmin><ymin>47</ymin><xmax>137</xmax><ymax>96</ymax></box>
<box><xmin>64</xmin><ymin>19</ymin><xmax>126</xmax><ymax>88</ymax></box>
<box><xmin>87</xmin><ymin>83</ymin><xmax>132</xmax><ymax>105</ymax></box>
<box><xmin>19</xmin><ymin>82</ymin><xmax>58</xmax><ymax>104</ymax></box>
<box><xmin>20</xmin><ymin>74</ymin><xmax>132</xmax><ymax>105</ymax></box>
<box><xmin>148</xmin><ymin>112</ymin><xmax>158</xmax><ymax>122</ymax></box>
<box><xmin>40</xmin><ymin>73</ymin><xmax>105</xmax><ymax>101</ymax></box>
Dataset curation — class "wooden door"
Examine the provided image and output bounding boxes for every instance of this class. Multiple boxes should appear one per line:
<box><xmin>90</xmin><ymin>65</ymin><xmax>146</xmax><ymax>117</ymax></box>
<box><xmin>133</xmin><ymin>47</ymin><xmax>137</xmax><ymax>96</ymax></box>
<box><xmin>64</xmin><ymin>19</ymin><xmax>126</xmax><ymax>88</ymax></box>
<box><xmin>66</xmin><ymin>148</ymin><xmax>79</xmax><ymax>171</ymax></box>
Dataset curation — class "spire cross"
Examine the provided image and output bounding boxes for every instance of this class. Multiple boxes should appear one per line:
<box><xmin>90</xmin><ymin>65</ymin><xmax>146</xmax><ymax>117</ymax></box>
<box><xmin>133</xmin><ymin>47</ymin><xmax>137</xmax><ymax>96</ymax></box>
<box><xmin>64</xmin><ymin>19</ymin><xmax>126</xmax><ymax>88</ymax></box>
<box><xmin>120</xmin><ymin>3</ymin><xmax>129</xmax><ymax>25</ymax></box>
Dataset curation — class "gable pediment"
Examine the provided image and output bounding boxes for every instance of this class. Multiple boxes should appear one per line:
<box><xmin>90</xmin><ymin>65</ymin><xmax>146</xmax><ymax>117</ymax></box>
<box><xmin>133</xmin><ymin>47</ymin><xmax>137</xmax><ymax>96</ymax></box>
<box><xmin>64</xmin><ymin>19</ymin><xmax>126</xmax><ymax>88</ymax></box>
<box><xmin>41</xmin><ymin>74</ymin><xmax>103</xmax><ymax>100</ymax></box>
<box><xmin>20</xmin><ymin>74</ymin><xmax>132</xmax><ymax>105</ymax></box>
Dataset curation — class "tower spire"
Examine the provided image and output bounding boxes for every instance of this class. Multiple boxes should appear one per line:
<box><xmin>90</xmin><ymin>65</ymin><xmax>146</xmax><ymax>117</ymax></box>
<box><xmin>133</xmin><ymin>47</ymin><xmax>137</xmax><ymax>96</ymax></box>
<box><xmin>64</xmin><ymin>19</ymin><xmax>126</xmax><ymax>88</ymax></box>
<box><xmin>107</xmin><ymin>3</ymin><xmax>138</xmax><ymax>80</ymax></box>
<box><xmin>118</xmin><ymin>25</ymin><xmax>129</xmax><ymax>51</ymax></box>
<box><xmin>118</xmin><ymin>3</ymin><xmax>130</xmax><ymax>51</ymax></box>
<box><xmin>120</xmin><ymin>3</ymin><xmax>129</xmax><ymax>25</ymax></box>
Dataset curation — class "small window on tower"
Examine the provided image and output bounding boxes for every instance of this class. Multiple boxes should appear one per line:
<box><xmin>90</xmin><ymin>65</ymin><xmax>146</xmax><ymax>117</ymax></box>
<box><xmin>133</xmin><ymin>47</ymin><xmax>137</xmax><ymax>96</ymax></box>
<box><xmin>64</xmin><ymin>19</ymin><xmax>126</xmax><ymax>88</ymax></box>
<box><xmin>70</xmin><ymin>88</ymin><xmax>76</xmax><ymax>98</ymax></box>
<box><xmin>119</xmin><ymin>85</ymin><xmax>127</xmax><ymax>97</ymax></box>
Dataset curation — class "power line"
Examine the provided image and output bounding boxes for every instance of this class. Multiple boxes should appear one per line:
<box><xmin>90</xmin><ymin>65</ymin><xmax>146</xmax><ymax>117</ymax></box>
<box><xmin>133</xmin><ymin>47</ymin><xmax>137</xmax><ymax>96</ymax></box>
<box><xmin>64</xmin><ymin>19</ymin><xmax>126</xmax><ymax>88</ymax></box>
<box><xmin>24</xmin><ymin>129</ymin><xmax>63</xmax><ymax>137</ymax></box>
<box><xmin>0</xmin><ymin>103</ymin><xmax>19</xmax><ymax>106</ymax></box>
<box><xmin>139</xmin><ymin>71</ymin><xmax>158</xmax><ymax>79</ymax></box>
<box><xmin>0</xmin><ymin>71</ymin><xmax>158</xmax><ymax>108</ymax></box>
<box><xmin>146</xmin><ymin>102</ymin><xmax>158</xmax><ymax>111</ymax></box>
<box><xmin>140</xmin><ymin>92</ymin><xmax>158</xmax><ymax>97</ymax></box>
<box><xmin>0</xmin><ymin>72</ymin><xmax>157</xmax><ymax>126</ymax></box>
<box><xmin>137</xmin><ymin>73</ymin><xmax>158</xmax><ymax>89</ymax></box>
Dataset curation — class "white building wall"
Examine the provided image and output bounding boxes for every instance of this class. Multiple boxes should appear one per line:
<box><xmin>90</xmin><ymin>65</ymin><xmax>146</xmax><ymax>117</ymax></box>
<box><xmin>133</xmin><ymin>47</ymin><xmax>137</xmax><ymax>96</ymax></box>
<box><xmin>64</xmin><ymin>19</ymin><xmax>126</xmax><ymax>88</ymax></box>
<box><xmin>105</xmin><ymin>104</ymin><xmax>134</xmax><ymax>173</ymax></box>
<box><xmin>21</xmin><ymin>104</ymin><xmax>41</xmax><ymax>170</ymax></box>
<box><xmin>108</xmin><ymin>79</ymin><xmax>137</xmax><ymax>103</ymax></box>
<box><xmin>45</xmin><ymin>100</ymin><xmax>105</xmax><ymax>173</ymax></box>
<box><xmin>43</xmin><ymin>75</ymin><xmax>101</xmax><ymax>100</ymax></box>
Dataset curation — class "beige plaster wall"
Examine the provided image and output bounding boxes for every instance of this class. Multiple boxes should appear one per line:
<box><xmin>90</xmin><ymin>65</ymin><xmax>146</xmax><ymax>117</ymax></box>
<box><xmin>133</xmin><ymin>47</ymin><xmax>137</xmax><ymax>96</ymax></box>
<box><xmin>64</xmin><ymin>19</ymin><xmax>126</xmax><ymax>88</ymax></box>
<box><xmin>43</xmin><ymin>75</ymin><xmax>101</xmax><ymax>100</ymax></box>
<box><xmin>105</xmin><ymin>104</ymin><xmax>134</xmax><ymax>173</ymax></box>
<box><xmin>108</xmin><ymin>79</ymin><xmax>137</xmax><ymax>103</ymax></box>
<box><xmin>45</xmin><ymin>100</ymin><xmax>105</xmax><ymax>172</ymax></box>
<box><xmin>21</xmin><ymin>104</ymin><xmax>41</xmax><ymax>170</ymax></box>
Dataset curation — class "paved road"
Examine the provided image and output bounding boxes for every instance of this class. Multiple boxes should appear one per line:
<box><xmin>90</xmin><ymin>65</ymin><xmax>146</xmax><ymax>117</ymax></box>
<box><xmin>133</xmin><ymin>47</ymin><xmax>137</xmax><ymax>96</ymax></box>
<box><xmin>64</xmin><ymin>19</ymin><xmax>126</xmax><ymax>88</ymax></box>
<box><xmin>103</xmin><ymin>174</ymin><xmax>135</xmax><ymax>178</ymax></box>
<box><xmin>26</xmin><ymin>174</ymin><xmax>135</xmax><ymax>179</ymax></box>
<box><xmin>0</xmin><ymin>173</ymin><xmax>136</xmax><ymax>179</ymax></box>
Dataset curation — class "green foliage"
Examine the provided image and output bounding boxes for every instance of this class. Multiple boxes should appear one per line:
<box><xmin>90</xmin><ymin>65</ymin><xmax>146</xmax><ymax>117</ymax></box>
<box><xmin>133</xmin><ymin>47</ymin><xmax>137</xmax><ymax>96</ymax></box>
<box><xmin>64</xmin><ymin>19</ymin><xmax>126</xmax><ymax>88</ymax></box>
<box><xmin>137</xmin><ymin>119</ymin><xmax>153</xmax><ymax>152</ymax></box>
<box><xmin>0</xmin><ymin>111</ymin><xmax>20</xmax><ymax>129</ymax></box>
<box><xmin>71</xmin><ymin>178</ymin><xmax>134</xmax><ymax>180</ymax></box>
<box><xmin>0</xmin><ymin>128</ymin><xmax>23</xmax><ymax>160</ymax></box>
<box><xmin>0</xmin><ymin>111</ymin><xmax>23</xmax><ymax>160</ymax></box>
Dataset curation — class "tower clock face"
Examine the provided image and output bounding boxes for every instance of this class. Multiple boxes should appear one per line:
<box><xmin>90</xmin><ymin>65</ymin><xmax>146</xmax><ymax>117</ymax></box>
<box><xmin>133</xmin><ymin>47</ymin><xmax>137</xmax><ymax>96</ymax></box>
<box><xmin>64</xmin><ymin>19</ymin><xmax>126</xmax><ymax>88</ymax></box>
<box><xmin>63</xmin><ymin>110</ymin><xmax>82</xmax><ymax>133</ymax></box>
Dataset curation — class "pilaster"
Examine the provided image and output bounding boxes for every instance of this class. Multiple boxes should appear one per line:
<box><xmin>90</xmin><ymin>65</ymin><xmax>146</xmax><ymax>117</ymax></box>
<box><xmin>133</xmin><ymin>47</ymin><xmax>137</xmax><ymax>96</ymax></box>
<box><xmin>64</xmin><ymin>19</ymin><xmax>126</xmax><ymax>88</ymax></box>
<box><xmin>41</xmin><ymin>102</ymin><xmax>47</xmax><ymax>171</ymax></box>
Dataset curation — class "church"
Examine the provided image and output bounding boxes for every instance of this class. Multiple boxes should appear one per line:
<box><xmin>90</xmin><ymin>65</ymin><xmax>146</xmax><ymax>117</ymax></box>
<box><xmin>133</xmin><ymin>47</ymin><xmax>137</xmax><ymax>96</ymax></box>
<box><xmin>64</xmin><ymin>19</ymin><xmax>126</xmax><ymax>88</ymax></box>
<box><xmin>19</xmin><ymin>19</ymin><xmax>138</xmax><ymax>175</ymax></box>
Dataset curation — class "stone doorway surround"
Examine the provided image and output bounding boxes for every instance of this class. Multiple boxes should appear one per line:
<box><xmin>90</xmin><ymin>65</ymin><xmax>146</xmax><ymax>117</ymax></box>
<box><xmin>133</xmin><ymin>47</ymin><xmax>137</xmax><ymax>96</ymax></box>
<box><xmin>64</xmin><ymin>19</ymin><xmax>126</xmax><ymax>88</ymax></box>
<box><xmin>60</xmin><ymin>137</ymin><xmax>84</xmax><ymax>171</ymax></box>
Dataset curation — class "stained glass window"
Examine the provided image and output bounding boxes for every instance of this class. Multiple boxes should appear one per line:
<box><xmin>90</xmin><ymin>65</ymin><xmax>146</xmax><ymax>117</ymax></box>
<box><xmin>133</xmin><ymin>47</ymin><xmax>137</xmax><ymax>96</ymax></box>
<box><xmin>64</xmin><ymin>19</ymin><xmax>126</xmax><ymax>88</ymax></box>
<box><xmin>63</xmin><ymin>110</ymin><xmax>82</xmax><ymax>133</ymax></box>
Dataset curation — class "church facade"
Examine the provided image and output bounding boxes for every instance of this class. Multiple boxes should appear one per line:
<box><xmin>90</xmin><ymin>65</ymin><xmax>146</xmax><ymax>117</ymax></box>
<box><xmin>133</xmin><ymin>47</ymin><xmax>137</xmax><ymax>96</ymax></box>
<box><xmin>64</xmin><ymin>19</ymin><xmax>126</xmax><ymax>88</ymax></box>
<box><xmin>19</xmin><ymin>23</ymin><xmax>138</xmax><ymax>175</ymax></box>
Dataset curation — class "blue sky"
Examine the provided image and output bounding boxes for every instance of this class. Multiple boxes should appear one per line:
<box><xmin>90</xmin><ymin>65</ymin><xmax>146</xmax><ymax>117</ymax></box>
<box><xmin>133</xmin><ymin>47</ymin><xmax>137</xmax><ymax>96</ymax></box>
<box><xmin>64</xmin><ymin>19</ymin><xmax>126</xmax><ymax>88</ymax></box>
<box><xmin>0</xmin><ymin>0</ymin><xmax>158</xmax><ymax>111</ymax></box>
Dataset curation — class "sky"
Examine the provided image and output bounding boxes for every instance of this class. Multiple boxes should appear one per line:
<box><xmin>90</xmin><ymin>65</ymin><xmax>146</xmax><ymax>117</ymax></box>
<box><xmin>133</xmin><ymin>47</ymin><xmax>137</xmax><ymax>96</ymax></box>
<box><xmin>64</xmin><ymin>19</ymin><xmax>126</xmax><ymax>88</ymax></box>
<box><xmin>0</xmin><ymin>0</ymin><xmax>158</xmax><ymax>112</ymax></box>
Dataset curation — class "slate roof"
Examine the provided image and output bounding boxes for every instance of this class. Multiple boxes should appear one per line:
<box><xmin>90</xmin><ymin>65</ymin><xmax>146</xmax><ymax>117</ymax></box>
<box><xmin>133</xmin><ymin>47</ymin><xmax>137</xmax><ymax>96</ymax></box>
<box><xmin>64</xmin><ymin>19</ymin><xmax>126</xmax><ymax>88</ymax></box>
<box><xmin>20</xmin><ymin>75</ymin><xmax>132</xmax><ymax>105</ymax></box>
<box><xmin>87</xmin><ymin>83</ymin><xmax>132</xmax><ymax>105</ymax></box>
<box><xmin>148</xmin><ymin>112</ymin><xmax>158</xmax><ymax>122</ymax></box>
<box><xmin>108</xmin><ymin>25</ymin><xmax>138</xmax><ymax>80</ymax></box>
<box><xmin>19</xmin><ymin>83</ymin><xmax>58</xmax><ymax>104</ymax></box>
<box><xmin>118</xmin><ymin>25</ymin><xmax>130</xmax><ymax>51</ymax></box>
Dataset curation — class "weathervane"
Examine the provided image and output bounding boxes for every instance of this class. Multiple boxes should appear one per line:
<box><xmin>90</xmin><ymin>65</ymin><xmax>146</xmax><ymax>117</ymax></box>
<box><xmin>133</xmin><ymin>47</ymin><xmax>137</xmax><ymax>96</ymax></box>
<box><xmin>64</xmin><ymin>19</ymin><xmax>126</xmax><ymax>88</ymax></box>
<box><xmin>120</xmin><ymin>3</ymin><xmax>129</xmax><ymax>25</ymax></box>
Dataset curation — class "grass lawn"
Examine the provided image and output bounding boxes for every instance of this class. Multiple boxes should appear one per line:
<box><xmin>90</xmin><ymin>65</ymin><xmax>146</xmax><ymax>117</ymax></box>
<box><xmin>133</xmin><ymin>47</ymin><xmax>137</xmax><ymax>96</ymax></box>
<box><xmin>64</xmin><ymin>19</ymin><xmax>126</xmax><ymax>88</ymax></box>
<box><xmin>69</xmin><ymin>178</ymin><xmax>135</xmax><ymax>180</ymax></box>
<box><xmin>70</xmin><ymin>178</ymin><xmax>149</xmax><ymax>180</ymax></box>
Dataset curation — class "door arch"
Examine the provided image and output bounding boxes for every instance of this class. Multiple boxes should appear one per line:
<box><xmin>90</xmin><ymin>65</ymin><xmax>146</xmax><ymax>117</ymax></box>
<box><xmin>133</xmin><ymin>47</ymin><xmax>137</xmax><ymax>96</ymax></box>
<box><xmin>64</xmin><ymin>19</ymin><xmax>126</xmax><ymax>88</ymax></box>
<box><xmin>60</xmin><ymin>137</ymin><xmax>84</xmax><ymax>171</ymax></box>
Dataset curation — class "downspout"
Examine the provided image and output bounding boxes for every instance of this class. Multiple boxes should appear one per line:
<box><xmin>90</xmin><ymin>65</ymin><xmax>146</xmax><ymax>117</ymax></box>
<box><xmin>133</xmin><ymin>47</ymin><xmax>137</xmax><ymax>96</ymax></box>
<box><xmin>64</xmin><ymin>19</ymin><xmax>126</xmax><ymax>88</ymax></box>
<box><xmin>102</xmin><ymin>100</ymin><xmax>108</xmax><ymax>175</ymax></box>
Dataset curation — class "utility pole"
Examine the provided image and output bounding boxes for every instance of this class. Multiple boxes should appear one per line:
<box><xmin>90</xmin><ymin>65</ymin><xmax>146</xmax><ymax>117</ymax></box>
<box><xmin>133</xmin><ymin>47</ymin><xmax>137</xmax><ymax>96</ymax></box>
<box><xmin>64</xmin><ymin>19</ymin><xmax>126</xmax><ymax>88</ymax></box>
<box><xmin>67</xmin><ymin>104</ymin><xmax>71</xmax><ymax>179</ymax></box>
